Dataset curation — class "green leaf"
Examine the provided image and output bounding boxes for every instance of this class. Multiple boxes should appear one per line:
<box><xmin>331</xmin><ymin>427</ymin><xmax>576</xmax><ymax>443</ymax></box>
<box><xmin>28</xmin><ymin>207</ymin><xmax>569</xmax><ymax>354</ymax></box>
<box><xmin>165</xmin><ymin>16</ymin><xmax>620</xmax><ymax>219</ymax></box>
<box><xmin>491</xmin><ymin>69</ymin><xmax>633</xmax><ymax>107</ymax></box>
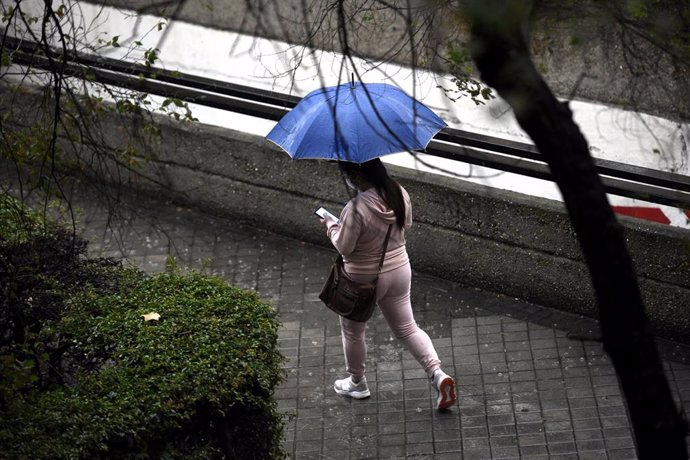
<box><xmin>55</xmin><ymin>4</ymin><xmax>67</xmax><ymax>18</ymax></box>
<box><xmin>1</xmin><ymin>6</ymin><xmax>15</xmax><ymax>23</ymax></box>
<box><xmin>1</xmin><ymin>50</ymin><xmax>11</xmax><ymax>67</ymax></box>
<box><xmin>143</xmin><ymin>48</ymin><xmax>159</xmax><ymax>67</ymax></box>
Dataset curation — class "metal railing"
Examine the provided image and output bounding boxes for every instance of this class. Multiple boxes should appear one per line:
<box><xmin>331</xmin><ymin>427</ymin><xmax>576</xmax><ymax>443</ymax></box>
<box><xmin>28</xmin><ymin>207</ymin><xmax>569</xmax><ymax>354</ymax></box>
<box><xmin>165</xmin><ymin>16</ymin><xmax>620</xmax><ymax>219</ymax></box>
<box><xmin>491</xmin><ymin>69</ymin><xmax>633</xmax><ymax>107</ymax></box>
<box><xmin>5</xmin><ymin>35</ymin><xmax>690</xmax><ymax>209</ymax></box>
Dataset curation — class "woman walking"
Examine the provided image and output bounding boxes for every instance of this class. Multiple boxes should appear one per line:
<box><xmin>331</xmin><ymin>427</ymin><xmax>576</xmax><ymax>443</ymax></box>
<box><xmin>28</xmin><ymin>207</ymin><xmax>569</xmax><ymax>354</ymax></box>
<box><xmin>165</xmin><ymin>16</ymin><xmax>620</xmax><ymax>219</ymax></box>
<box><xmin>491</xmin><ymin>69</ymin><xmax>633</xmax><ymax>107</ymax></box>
<box><xmin>321</xmin><ymin>159</ymin><xmax>456</xmax><ymax>410</ymax></box>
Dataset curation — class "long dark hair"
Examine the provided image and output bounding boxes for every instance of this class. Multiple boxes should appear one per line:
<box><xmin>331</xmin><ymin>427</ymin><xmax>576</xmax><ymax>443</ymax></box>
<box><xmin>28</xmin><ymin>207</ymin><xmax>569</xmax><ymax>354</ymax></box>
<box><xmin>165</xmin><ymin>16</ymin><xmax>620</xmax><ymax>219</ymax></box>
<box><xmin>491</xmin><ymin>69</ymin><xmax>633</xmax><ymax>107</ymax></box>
<box><xmin>339</xmin><ymin>159</ymin><xmax>405</xmax><ymax>228</ymax></box>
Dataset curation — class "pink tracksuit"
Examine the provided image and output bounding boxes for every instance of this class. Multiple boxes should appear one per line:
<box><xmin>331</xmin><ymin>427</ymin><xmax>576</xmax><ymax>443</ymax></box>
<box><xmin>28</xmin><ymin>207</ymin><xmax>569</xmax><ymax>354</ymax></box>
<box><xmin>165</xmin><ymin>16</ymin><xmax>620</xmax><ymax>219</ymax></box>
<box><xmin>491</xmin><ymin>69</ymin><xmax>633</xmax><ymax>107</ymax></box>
<box><xmin>326</xmin><ymin>186</ymin><xmax>441</xmax><ymax>381</ymax></box>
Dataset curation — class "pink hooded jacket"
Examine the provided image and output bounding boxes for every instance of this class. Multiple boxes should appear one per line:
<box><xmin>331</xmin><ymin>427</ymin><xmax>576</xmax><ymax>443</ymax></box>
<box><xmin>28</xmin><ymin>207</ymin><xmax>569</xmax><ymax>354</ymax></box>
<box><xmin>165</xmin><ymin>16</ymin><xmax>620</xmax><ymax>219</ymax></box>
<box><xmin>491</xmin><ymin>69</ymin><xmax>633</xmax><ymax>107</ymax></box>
<box><xmin>326</xmin><ymin>186</ymin><xmax>413</xmax><ymax>275</ymax></box>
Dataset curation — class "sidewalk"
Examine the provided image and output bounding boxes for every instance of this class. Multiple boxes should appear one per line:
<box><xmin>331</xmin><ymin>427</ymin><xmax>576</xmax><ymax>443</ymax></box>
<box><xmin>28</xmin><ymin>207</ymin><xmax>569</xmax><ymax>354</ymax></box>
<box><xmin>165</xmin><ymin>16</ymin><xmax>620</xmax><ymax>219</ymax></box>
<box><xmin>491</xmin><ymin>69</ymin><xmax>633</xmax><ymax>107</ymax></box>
<box><xmin>74</xmin><ymin>191</ymin><xmax>690</xmax><ymax>460</ymax></box>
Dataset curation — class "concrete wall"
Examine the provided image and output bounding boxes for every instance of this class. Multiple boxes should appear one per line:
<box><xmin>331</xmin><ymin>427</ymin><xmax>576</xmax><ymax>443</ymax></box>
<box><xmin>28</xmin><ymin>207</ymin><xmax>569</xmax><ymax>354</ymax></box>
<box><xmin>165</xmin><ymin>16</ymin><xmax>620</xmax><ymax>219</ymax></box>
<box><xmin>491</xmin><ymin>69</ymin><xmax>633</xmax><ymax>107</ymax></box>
<box><xmin>3</xmin><ymin>88</ymin><xmax>690</xmax><ymax>343</ymax></box>
<box><xmin>94</xmin><ymin>0</ymin><xmax>689</xmax><ymax>121</ymax></box>
<box><xmin>84</xmin><ymin>115</ymin><xmax>690</xmax><ymax>344</ymax></box>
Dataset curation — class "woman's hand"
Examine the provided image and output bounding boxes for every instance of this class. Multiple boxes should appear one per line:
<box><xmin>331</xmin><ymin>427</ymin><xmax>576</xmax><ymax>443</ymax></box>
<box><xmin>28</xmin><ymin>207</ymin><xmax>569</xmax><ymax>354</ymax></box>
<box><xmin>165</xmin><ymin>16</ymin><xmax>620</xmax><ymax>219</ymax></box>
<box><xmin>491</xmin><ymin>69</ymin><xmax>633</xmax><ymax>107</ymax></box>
<box><xmin>320</xmin><ymin>216</ymin><xmax>338</xmax><ymax>232</ymax></box>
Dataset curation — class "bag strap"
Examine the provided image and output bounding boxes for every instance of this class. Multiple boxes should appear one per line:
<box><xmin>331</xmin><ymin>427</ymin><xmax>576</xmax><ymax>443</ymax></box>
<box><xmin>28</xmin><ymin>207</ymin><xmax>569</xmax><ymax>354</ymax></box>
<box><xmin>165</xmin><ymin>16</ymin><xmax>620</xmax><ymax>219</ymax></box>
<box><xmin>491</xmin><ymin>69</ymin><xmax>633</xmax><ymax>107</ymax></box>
<box><xmin>376</xmin><ymin>224</ymin><xmax>393</xmax><ymax>275</ymax></box>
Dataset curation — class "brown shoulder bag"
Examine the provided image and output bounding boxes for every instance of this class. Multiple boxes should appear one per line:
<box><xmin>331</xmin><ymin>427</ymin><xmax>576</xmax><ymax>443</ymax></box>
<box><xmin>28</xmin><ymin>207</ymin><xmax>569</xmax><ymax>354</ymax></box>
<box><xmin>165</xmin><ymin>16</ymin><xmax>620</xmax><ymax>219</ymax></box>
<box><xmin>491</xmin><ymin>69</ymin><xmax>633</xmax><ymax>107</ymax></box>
<box><xmin>319</xmin><ymin>224</ymin><xmax>393</xmax><ymax>322</ymax></box>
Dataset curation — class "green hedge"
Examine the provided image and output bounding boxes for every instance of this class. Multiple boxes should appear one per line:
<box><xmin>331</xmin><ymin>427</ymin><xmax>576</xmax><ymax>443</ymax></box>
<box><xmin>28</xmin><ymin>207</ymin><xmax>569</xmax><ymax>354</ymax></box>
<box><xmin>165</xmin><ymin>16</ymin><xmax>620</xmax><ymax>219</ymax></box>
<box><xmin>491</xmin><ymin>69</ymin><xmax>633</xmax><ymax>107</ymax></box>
<box><xmin>0</xmin><ymin>196</ymin><xmax>286</xmax><ymax>459</ymax></box>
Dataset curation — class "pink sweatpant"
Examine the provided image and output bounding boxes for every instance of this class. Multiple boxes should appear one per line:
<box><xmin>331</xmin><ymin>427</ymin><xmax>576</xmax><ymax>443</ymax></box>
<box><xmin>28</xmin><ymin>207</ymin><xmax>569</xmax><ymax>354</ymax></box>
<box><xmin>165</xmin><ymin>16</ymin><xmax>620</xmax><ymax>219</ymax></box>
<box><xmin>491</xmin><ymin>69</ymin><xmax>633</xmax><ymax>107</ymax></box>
<box><xmin>341</xmin><ymin>263</ymin><xmax>441</xmax><ymax>382</ymax></box>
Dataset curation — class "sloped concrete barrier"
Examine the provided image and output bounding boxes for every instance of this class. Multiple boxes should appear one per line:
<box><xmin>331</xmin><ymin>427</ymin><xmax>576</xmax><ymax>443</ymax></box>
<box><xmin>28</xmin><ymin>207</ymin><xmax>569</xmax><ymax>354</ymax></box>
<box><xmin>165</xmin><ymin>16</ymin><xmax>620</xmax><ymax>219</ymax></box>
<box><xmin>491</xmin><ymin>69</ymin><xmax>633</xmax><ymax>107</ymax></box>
<box><xmin>3</xmin><ymin>88</ymin><xmax>689</xmax><ymax>343</ymax></box>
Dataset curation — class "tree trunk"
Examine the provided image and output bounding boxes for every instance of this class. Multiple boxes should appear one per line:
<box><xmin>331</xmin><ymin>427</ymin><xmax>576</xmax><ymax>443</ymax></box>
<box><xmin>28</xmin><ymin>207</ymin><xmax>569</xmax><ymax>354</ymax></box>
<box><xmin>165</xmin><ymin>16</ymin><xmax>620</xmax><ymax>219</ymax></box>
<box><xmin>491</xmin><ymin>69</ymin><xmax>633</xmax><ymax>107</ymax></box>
<box><xmin>465</xmin><ymin>1</ymin><xmax>687</xmax><ymax>457</ymax></box>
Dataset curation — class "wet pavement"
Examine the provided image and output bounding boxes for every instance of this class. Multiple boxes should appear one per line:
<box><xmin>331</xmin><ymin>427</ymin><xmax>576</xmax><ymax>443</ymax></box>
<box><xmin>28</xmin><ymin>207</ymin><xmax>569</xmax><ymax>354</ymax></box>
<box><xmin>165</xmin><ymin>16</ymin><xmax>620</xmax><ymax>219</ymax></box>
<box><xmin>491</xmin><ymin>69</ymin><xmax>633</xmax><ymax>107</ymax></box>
<box><xmin>73</xmin><ymin>190</ymin><xmax>690</xmax><ymax>460</ymax></box>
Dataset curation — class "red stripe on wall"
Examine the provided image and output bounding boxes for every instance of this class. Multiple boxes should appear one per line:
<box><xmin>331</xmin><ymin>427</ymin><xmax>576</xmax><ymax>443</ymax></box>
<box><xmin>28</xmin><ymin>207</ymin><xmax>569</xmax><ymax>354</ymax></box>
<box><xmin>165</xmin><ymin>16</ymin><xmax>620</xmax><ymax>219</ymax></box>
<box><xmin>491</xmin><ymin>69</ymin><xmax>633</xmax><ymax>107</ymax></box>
<box><xmin>613</xmin><ymin>206</ymin><xmax>671</xmax><ymax>225</ymax></box>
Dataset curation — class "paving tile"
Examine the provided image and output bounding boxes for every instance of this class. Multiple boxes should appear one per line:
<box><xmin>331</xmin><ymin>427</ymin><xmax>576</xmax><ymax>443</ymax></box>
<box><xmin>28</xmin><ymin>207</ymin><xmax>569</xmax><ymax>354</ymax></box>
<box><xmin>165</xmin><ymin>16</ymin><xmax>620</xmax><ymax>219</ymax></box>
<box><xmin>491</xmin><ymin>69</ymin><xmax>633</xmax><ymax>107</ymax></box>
<box><xmin>491</xmin><ymin>435</ymin><xmax>519</xmax><ymax>449</ymax></box>
<box><xmin>578</xmin><ymin>452</ymin><xmax>609</xmax><ymax>460</ymax></box>
<box><xmin>573</xmin><ymin>418</ymin><xmax>602</xmax><ymax>431</ymax></box>
<box><xmin>491</xmin><ymin>446</ymin><xmax>520</xmax><ymax>458</ymax></box>
<box><xmin>520</xmin><ymin>444</ymin><xmax>549</xmax><ymax>457</ymax></box>
<box><xmin>600</xmin><ymin>416</ymin><xmax>630</xmax><ymax>429</ymax></box>
<box><xmin>377</xmin><ymin>445</ymin><xmax>405</xmax><ymax>457</ymax></box>
<box><xmin>435</xmin><ymin>440</ymin><xmax>463</xmax><ymax>453</ymax></box>
<box><xmin>461</xmin><ymin>415</ymin><xmax>488</xmax><ymax>428</ymax></box>
<box><xmin>608</xmin><ymin>448</ymin><xmax>638</xmax><ymax>459</ymax></box>
<box><xmin>519</xmin><ymin>432</ymin><xmax>547</xmax><ymax>446</ymax></box>
<box><xmin>488</xmin><ymin>423</ymin><xmax>516</xmax><ymax>436</ymax></box>
<box><xmin>487</xmin><ymin>413</ymin><xmax>516</xmax><ymax>426</ymax></box>
<box><xmin>541</xmin><ymin>398</ymin><xmax>569</xmax><ymax>411</ymax></box>
<box><xmin>605</xmin><ymin>436</ymin><xmax>636</xmax><ymax>450</ymax></box>
<box><xmin>515</xmin><ymin>411</ymin><xmax>544</xmax><ymax>423</ymax></box>
<box><xmin>547</xmin><ymin>431</ymin><xmax>575</xmax><ymax>443</ymax></box>
<box><xmin>512</xmin><ymin>379</ymin><xmax>538</xmax><ymax>391</ymax></box>
<box><xmin>569</xmin><ymin>397</ymin><xmax>598</xmax><ymax>409</ymax></box>
<box><xmin>503</xmin><ymin>334</ymin><xmax>529</xmax><ymax>347</ymax></box>
<box><xmin>405</xmin><ymin>442</ymin><xmax>435</xmax><ymax>456</ymax></box>
<box><xmin>462</xmin><ymin>448</ymin><xmax>493</xmax><ymax>460</ymax></box>
<box><xmin>460</xmin><ymin>418</ymin><xmax>488</xmax><ymax>435</ymax></box>
<box><xmin>463</xmin><ymin>437</ymin><xmax>491</xmax><ymax>450</ymax></box>
<box><xmin>548</xmin><ymin>441</ymin><xmax>578</xmax><ymax>455</ymax></box>
<box><xmin>516</xmin><ymin>421</ymin><xmax>546</xmax><ymax>435</ymax></box>
<box><xmin>577</xmin><ymin>438</ymin><xmax>607</xmax><ymax>452</ymax></box>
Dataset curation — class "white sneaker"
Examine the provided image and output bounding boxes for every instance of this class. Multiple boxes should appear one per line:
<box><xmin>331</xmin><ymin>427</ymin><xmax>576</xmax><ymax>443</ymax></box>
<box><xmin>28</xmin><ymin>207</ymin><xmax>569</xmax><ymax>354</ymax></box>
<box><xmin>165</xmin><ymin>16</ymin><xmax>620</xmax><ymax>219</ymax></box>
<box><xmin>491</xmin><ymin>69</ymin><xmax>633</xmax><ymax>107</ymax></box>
<box><xmin>334</xmin><ymin>376</ymin><xmax>371</xmax><ymax>399</ymax></box>
<box><xmin>432</xmin><ymin>370</ymin><xmax>456</xmax><ymax>410</ymax></box>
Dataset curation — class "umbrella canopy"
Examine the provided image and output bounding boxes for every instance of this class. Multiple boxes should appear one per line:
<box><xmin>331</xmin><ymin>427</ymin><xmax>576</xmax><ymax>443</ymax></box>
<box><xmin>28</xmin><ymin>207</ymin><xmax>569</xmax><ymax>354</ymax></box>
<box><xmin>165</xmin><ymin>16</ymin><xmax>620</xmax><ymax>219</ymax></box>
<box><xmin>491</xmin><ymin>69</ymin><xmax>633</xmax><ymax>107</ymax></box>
<box><xmin>266</xmin><ymin>82</ymin><xmax>447</xmax><ymax>163</ymax></box>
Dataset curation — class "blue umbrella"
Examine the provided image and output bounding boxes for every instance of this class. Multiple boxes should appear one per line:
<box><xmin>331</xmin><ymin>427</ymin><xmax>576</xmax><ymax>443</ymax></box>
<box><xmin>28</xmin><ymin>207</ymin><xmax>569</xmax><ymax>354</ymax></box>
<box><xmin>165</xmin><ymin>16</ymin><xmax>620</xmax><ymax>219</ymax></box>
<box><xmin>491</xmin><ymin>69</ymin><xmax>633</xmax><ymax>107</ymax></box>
<box><xmin>266</xmin><ymin>82</ymin><xmax>447</xmax><ymax>163</ymax></box>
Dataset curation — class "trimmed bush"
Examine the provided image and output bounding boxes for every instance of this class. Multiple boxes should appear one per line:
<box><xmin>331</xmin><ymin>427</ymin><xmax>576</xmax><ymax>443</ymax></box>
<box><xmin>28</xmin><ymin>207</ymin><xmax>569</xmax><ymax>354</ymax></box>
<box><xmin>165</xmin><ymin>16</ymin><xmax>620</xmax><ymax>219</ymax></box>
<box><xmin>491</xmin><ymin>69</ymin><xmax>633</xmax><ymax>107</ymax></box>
<box><xmin>0</xmin><ymin>196</ymin><xmax>286</xmax><ymax>459</ymax></box>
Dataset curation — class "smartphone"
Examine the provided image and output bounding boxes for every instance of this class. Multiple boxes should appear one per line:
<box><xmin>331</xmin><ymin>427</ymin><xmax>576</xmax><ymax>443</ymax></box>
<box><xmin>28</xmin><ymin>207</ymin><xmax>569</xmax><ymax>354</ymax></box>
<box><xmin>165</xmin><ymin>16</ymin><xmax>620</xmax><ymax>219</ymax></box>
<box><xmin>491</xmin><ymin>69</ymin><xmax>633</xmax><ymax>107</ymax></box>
<box><xmin>314</xmin><ymin>207</ymin><xmax>340</xmax><ymax>224</ymax></box>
